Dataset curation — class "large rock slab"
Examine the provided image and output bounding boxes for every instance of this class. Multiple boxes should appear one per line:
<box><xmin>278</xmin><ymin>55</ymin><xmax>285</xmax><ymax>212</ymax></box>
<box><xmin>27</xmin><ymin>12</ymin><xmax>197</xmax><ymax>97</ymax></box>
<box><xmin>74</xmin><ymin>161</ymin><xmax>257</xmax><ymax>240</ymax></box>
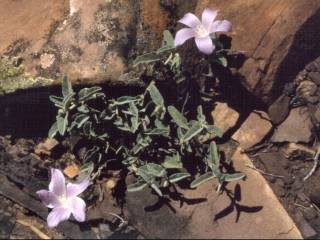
<box><xmin>0</xmin><ymin>0</ymin><xmax>189</xmax><ymax>94</ymax></box>
<box><xmin>271</xmin><ymin>107</ymin><xmax>314</xmax><ymax>143</ymax></box>
<box><xmin>196</xmin><ymin>0</ymin><xmax>320</xmax><ymax>103</ymax></box>
<box><xmin>125</xmin><ymin>148</ymin><xmax>302</xmax><ymax>239</ymax></box>
<box><xmin>232</xmin><ymin>111</ymin><xmax>272</xmax><ymax>149</ymax></box>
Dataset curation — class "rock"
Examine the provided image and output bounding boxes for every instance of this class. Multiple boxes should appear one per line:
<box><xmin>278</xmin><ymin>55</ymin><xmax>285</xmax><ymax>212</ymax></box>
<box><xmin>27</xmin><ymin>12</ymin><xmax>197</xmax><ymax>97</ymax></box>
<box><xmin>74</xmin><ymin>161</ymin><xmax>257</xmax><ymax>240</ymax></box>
<box><xmin>232</xmin><ymin>111</ymin><xmax>272</xmax><ymax>149</ymax></box>
<box><xmin>296</xmin><ymin>80</ymin><xmax>318</xmax><ymax>104</ymax></box>
<box><xmin>195</xmin><ymin>0</ymin><xmax>320</xmax><ymax>103</ymax></box>
<box><xmin>268</xmin><ymin>95</ymin><xmax>291</xmax><ymax>125</ymax></box>
<box><xmin>0</xmin><ymin>0</ymin><xmax>194</xmax><ymax>94</ymax></box>
<box><xmin>211</xmin><ymin>102</ymin><xmax>240</xmax><ymax>137</ymax></box>
<box><xmin>271</xmin><ymin>107</ymin><xmax>313</xmax><ymax>143</ymax></box>
<box><xmin>63</xmin><ymin>163</ymin><xmax>80</xmax><ymax>179</ymax></box>
<box><xmin>34</xmin><ymin>138</ymin><xmax>59</xmax><ymax>156</ymax></box>
<box><xmin>125</xmin><ymin>148</ymin><xmax>302</xmax><ymax>239</ymax></box>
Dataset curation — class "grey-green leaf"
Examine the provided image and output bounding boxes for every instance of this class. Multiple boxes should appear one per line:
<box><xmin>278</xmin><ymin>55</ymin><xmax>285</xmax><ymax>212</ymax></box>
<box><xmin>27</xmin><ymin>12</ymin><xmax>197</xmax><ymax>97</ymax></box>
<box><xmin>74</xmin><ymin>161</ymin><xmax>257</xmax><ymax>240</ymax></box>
<box><xmin>147</xmin><ymin>82</ymin><xmax>164</xmax><ymax>107</ymax></box>
<box><xmin>127</xmin><ymin>181</ymin><xmax>148</xmax><ymax>192</ymax></box>
<box><xmin>133</xmin><ymin>52</ymin><xmax>161</xmax><ymax>66</ymax></box>
<box><xmin>150</xmin><ymin>183</ymin><xmax>163</xmax><ymax>197</ymax></box>
<box><xmin>74</xmin><ymin>114</ymin><xmax>90</xmax><ymax>128</ymax></box>
<box><xmin>222</xmin><ymin>173</ymin><xmax>246</xmax><ymax>182</ymax></box>
<box><xmin>163</xmin><ymin>153</ymin><xmax>182</xmax><ymax>169</ymax></box>
<box><xmin>169</xmin><ymin>173</ymin><xmax>190</xmax><ymax>183</ymax></box>
<box><xmin>181</xmin><ymin>122</ymin><xmax>203</xmax><ymax>143</ymax></box>
<box><xmin>190</xmin><ymin>172</ymin><xmax>215</xmax><ymax>188</ymax></box>
<box><xmin>56</xmin><ymin>114</ymin><xmax>68</xmax><ymax>135</ymax></box>
<box><xmin>208</xmin><ymin>141</ymin><xmax>220</xmax><ymax>168</ymax></box>
<box><xmin>48</xmin><ymin>121</ymin><xmax>58</xmax><ymax>138</ymax></box>
<box><xmin>140</xmin><ymin>163</ymin><xmax>166</xmax><ymax>177</ymax></box>
<box><xmin>62</xmin><ymin>76</ymin><xmax>73</xmax><ymax>98</ymax></box>
<box><xmin>168</xmin><ymin>106</ymin><xmax>189</xmax><ymax>130</ymax></box>
<box><xmin>79</xmin><ymin>87</ymin><xmax>103</xmax><ymax>102</ymax></box>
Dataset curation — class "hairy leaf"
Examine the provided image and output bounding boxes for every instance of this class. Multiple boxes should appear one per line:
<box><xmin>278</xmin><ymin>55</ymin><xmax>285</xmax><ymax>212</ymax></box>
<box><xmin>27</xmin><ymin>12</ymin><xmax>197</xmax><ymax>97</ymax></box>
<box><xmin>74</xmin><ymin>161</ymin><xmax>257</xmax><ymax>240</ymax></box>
<box><xmin>147</xmin><ymin>82</ymin><xmax>164</xmax><ymax>107</ymax></box>
<box><xmin>79</xmin><ymin>86</ymin><xmax>103</xmax><ymax>102</ymax></box>
<box><xmin>57</xmin><ymin>114</ymin><xmax>68</xmax><ymax>135</ymax></box>
<box><xmin>127</xmin><ymin>181</ymin><xmax>148</xmax><ymax>192</ymax></box>
<box><xmin>134</xmin><ymin>52</ymin><xmax>161</xmax><ymax>66</ymax></box>
<box><xmin>169</xmin><ymin>172</ymin><xmax>190</xmax><ymax>183</ymax></box>
<box><xmin>48</xmin><ymin>121</ymin><xmax>58</xmax><ymax>138</ymax></box>
<box><xmin>49</xmin><ymin>95</ymin><xmax>64</xmax><ymax>108</ymax></box>
<box><xmin>181</xmin><ymin>122</ymin><xmax>203</xmax><ymax>143</ymax></box>
<box><xmin>190</xmin><ymin>172</ymin><xmax>215</xmax><ymax>188</ymax></box>
<box><xmin>151</xmin><ymin>183</ymin><xmax>163</xmax><ymax>197</ymax></box>
<box><xmin>62</xmin><ymin>76</ymin><xmax>74</xmax><ymax>98</ymax></box>
<box><xmin>163</xmin><ymin>153</ymin><xmax>182</xmax><ymax>169</ymax></box>
<box><xmin>222</xmin><ymin>173</ymin><xmax>246</xmax><ymax>182</ymax></box>
<box><xmin>208</xmin><ymin>141</ymin><xmax>219</xmax><ymax>169</ymax></box>
<box><xmin>168</xmin><ymin>106</ymin><xmax>189</xmax><ymax>130</ymax></box>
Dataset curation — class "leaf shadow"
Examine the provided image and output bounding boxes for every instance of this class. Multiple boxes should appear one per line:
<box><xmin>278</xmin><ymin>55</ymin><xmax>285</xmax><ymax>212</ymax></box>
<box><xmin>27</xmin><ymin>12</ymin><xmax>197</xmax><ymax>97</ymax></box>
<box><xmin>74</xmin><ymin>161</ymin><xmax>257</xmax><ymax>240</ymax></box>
<box><xmin>214</xmin><ymin>184</ymin><xmax>263</xmax><ymax>223</ymax></box>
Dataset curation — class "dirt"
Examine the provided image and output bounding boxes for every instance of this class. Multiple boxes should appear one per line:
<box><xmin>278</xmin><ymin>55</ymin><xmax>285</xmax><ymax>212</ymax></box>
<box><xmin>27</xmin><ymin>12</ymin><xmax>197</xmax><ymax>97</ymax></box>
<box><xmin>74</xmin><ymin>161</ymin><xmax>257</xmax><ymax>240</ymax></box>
<box><xmin>249</xmin><ymin>147</ymin><xmax>320</xmax><ymax>238</ymax></box>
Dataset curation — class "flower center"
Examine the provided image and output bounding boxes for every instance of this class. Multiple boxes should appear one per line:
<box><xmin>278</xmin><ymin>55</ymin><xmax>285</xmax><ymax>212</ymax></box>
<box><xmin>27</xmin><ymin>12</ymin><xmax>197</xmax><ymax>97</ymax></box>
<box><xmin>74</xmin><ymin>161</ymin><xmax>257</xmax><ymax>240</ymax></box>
<box><xmin>59</xmin><ymin>196</ymin><xmax>70</xmax><ymax>208</ymax></box>
<box><xmin>195</xmin><ymin>24</ymin><xmax>209</xmax><ymax>38</ymax></box>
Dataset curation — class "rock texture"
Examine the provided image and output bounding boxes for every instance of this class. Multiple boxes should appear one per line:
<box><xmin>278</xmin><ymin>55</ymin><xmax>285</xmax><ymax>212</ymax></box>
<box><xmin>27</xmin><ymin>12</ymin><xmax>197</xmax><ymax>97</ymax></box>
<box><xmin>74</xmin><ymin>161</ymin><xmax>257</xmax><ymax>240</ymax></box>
<box><xmin>271</xmin><ymin>107</ymin><xmax>313</xmax><ymax>143</ymax></box>
<box><xmin>0</xmin><ymin>0</ymin><xmax>191</xmax><ymax>94</ymax></box>
<box><xmin>211</xmin><ymin>102</ymin><xmax>239</xmax><ymax>137</ymax></box>
<box><xmin>232</xmin><ymin>111</ymin><xmax>272</xmax><ymax>149</ymax></box>
<box><xmin>196</xmin><ymin>0</ymin><xmax>320</xmax><ymax>103</ymax></box>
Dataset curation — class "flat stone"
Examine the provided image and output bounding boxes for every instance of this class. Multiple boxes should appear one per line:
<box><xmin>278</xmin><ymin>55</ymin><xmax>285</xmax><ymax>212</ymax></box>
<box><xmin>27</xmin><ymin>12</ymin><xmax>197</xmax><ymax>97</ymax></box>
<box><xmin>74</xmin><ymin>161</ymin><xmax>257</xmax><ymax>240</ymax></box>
<box><xmin>211</xmin><ymin>102</ymin><xmax>240</xmax><ymax>137</ymax></box>
<box><xmin>268</xmin><ymin>95</ymin><xmax>290</xmax><ymax>125</ymax></box>
<box><xmin>232</xmin><ymin>111</ymin><xmax>272</xmax><ymax>149</ymax></box>
<box><xmin>125</xmin><ymin>148</ymin><xmax>302</xmax><ymax>239</ymax></box>
<box><xmin>271</xmin><ymin>107</ymin><xmax>313</xmax><ymax>143</ymax></box>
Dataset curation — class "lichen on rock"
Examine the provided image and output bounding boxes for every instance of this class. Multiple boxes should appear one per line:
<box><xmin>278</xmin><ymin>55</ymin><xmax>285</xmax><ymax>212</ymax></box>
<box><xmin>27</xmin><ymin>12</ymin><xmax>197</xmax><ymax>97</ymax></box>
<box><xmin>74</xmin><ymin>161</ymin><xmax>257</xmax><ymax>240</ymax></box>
<box><xmin>0</xmin><ymin>56</ymin><xmax>54</xmax><ymax>95</ymax></box>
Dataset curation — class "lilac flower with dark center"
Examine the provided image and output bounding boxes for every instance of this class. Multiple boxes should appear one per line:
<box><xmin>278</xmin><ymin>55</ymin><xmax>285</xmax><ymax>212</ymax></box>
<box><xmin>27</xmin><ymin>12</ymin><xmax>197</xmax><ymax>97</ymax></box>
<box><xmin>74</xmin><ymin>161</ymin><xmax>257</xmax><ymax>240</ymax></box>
<box><xmin>174</xmin><ymin>8</ymin><xmax>232</xmax><ymax>55</ymax></box>
<box><xmin>36</xmin><ymin>169</ymin><xmax>90</xmax><ymax>228</ymax></box>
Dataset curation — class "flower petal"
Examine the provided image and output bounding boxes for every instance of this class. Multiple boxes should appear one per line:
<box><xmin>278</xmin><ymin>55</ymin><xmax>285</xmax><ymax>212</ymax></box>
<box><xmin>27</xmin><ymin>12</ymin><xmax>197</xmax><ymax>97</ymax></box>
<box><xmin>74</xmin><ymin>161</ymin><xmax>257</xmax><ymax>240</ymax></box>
<box><xmin>36</xmin><ymin>190</ymin><xmax>59</xmax><ymax>208</ymax></box>
<box><xmin>66</xmin><ymin>178</ymin><xmax>90</xmax><ymax>198</ymax></box>
<box><xmin>49</xmin><ymin>169</ymin><xmax>66</xmax><ymax>197</ymax></box>
<box><xmin>47</xmin><ymin>207</ymin><xmax>71</xmax><ymax>228</ymax></box>
<box><xmin>178</xmin><ymin>13</ymin><xmax>201</xmax><ymax>28</ymax></box>
<box><xmin>201</xmin><ymin>8</ymin><xmax>218</xmax><ymax>31</ymax></box>
<box><xmin>174</xmin><ymin>28</ymin><xmax>195</xmax><ymax>47</ymax></box>
<box><xmin>210</xmin><ymin>20</ymin><xmax>232</xmax><ymax>33</ymax></box>
<box><xmin>195</xmin><ymin>36</ymin><xmax>215</xmax><ymax>55</ymax></box>
<box><xmin>71</xmin><ymin>197</ymin><xmax>86</xmax><ymax>222</ymax></box>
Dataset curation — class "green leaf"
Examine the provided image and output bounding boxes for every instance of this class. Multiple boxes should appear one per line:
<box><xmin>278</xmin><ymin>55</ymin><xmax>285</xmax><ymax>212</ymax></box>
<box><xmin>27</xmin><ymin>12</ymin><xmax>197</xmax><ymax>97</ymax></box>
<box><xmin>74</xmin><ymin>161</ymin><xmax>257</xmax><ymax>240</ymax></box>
<box><xmin>190</xmin><ymin>172</ymin><xmax>216</xmax><ymax>188</ymax></box>
<box><xmin>127</xmin><ymin>181</ymin><xmax>148</xmax><ymax>192</ymax></box>
<box><xmin>133</xmin><ymin>52</ymin><xmax>161</xmax><ymax>66</ymax></box>
<box><xmin>221</xmin><ymin>173</ymin><xmax>246</xmax><ymax>182</ymax></box>
<box><xmin>74</xmin><ymin>114</ymin><xmax>90</xmax><ymax>128</ymax></box>
<box><xmin>162</xmin><ymin>30</ymin><xmax>174</xmax><ymax>47</ymax></box>
<box><xmin>63</xmin><ymin>92</ymin><xmax>75</xmax><ymax>110</ymax></box>
<box><xmin>136</xmin><ymin>167</ymin><xmax>154</xmax><ymax>184</ymax></box>
<box><xmin>82</xmin><ymin>121</ymin><xmax>92</xmax><ymax>136</ymax></box>
<box><xmin>208</xmin><ymin>141</ymin><xmax>220</xmax><ymax>169</ymax></box>
<box><xmin>62</xmin><ymin>76</ymin><xmax>73</xmax><ymax>98</ymax></box>
<box><xmin>112</xmin><ymin>96</ymin><xmax>139</xmax><ymax>105</ymax></box>
<box><xmin>147</xmin><ymin>82</ymin><xmax>164</xmax><ymax>107</ymax></box>
<box><xmin>206</xmin><ymin>125</ymin><xmax>223</xmax><ymax>138</ymax></box>
<box><xmin>49</xmin><ymin>95</ymin><xmax>64</xmax><ymax>108</ymax></box>
<box><xmin>56</xmin><ymin>114</ymin><xmax>68</xmax><ymax>135</ymax></box>
<box><xmin>140</xmin><ymin>163</ymin><xmax>166</xmax><ymax>177</ymax></box>
<box><xmin>169</xmin><ymin>172</ymin><xmax>190</xmax><ymax>183</ymax></box>
<box><xmin>48</xmin><ymin>121</ymin><xmax>58</xmax><ymax>138</ymax></box>
<box><xmin>168</xmin><ymin>106</ymin><xmax>189</xmax><ymax>130</ymax></box>
<box><xmin>151</xmin><ymin>183</ymin><xmax>163</xmax><ymax>197</ymax></box>
<box><xmin>163</xmin><ymin>153</ymin><xmax>182</xmax><ymax>169</ymax></box>
<box><xmin>145</xmin><ymin>127</ymin><xmax>169</xmax><ymax>136</ymax></box>
<box><xmin>79</xmin><ymin>86</ymin><xmax>103</xmax><ymax>102</ymax></box>
<box><xmin>181</xmin><ymin>122</ymin><xmax>203</xmax><ymax>143</ymax></box>
<box><xmin>216</xmin><ymin>56</ymin><xmax>228</xmax><ymax>67</ymax></box>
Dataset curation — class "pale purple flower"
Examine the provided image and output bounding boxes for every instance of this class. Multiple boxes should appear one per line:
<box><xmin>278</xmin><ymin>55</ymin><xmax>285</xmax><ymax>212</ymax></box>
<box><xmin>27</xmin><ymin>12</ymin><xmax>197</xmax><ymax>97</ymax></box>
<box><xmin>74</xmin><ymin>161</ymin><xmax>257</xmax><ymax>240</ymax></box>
<box><xmin>174</xmin><ymin>8</ymin><xmax>232</xmax><ymax>55</ymax></box>
<box><xmin>36</xmin><ymin>169</ymin><xmax>90</xmax><ymax>228</ymax></box>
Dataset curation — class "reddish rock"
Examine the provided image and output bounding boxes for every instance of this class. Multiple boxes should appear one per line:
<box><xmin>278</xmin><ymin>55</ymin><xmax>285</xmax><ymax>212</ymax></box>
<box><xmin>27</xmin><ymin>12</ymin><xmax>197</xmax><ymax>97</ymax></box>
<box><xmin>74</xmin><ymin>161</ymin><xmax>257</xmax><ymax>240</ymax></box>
<box><xmin>232</xmin><ymin>111</ymin><xmax>272</xmax><ymax>149</ymax></box>
<box><xmin>196</xmin><ymin>0</ymin><xmax>320</xmax><ymax>103</ymax></box>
